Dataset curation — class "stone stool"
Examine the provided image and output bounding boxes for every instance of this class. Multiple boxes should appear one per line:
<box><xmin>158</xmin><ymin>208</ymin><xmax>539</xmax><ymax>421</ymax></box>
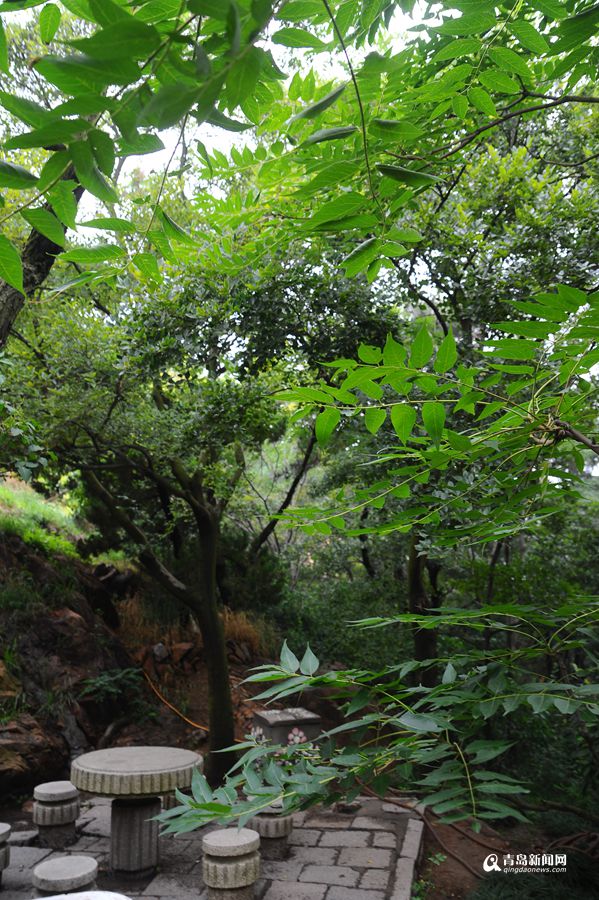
<box><xmin>33</xmin><ymin>781</ymin><xmax>80</xmax><ymax>849</ymax></box>
<box><xmin>250</xmin><ymin>800</ymin><xmax>293</xmax><ymax>860</ymax></box>
<box><xmin>32</xmin><ymin>855</ymin><xmax>98</xmax><ymax>897</ymax></box>
<box><xmin>0</xmin><ymin>823</ymin><xmax>11</xmax><ymax>887</ymax></box>
<box><xmin>202</xmin><ymin>828</ymin><xmax>260</xmax><ymax>900</ymax></box>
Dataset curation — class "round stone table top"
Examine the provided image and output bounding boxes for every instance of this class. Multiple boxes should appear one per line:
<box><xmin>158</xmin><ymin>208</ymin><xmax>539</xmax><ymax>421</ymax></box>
<box><xmin>202</xmin><ymin>827</ymin><xmax>260</xmax><ymax>857</ymax></box>
<box><xmin>33</xmin><ymin>855</ymin><xmax>98</xmax><ymax>891</ymax></box>
<box><xmin>34</xmin><ymin>780</ymin><xmax>79</xmax><ymax>802</ymax></box>
<box><xmin>71</xmin><ymin>746</ymin><xmax>202</xmax><ymax>797</ymax></box>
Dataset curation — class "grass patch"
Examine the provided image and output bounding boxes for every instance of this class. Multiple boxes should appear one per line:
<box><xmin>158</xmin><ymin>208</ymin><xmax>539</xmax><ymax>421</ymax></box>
<box><xmin>0</xmin><ymin>478</ymin><xmax>82</xmax><ymax>557</ymax></box>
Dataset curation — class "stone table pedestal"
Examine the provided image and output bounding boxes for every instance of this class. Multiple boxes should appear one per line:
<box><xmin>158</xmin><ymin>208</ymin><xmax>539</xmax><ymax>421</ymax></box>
<box><xmin>71</xmin><ymin>746</ymin><xmax>202</xmax><ymax>876</ymax></box>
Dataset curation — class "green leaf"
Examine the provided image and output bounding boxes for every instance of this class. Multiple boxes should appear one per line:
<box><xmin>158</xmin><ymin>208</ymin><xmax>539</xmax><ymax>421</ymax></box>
<box><xmin>410</xmin><ymin>325</ymin><xmax>434</xmax><ymax>368</ymax></box>
<box><xmin>273</xmin><ymin>27</ymin><xmax>328</xmax><ymax>50</ymax></box>
<box><xmin>132</xmin><ymin>251</ymin><xmax>162</xmax><ymax>282</ymax></box>
<box><xmin>452</xmin><ymin>95</ymin><xmax>468</xmax><ymax>118</ymax></box>
<box><xmin>398</xmin><ymin>711</ymin><xmax>442</xmax><ymax>733</ymax></box>
<box><xmin>442</xmin><ymin>662</ymin><xmax>457</xmax><ymax>684</ymax></box>
<box><xmin>377</xmin><ymin>164</ymin><xmax>441</xmax><ymax>187</ymax></box>
<box><xmin>383</xmin><ymin>334</ymin><xmax>406</xmax><ymax>366</ymax></box>
<box><xmin>390</xmin><ymin>404</ymin><xmax>417</xmax><ymax>444</ymax></box>
<box><xmin>0</xmin><ymin>161</ymin><xmax>38</xmax><ymax>189</ymax></box>
<box><xmin>0</xmin><ymin>234</ymin><xmax>24</xmax><ymax>292</ymax></box>
<box><xmin>0</xmin><ymin>90</ymin><xmax>51</xmax><ymax>128</ymax></box>
<box><xmin>157</xmin><ymin>208</ymin><xmax>195</xmax><ymax>246</ymax></box>
<box><xmin>300</xmin><ymin>645</ymin><xmax>319</xmax><ymax>676</ymax></box>
<box><xmin>0</xmin><ymin>16</ymin><xmax>7</xmax><ymax>73</ymax></box>
<box><xmin>70</xmin><ymin>19</ymin><xmax>161</xmax><ymax>60</ymax></box>
<box><xmin>35</xmin><ymin>54</ymin><xmax>140</xmax><ymax>92</ymax></box>
<box><xmin>309</xmin><ymin>192</ymin><xmax>365</xmax><ymax>228</ymax></box>
<box><xmin>80</xmin><ymin>216</ymin><xmax>136</xmax><ymax>233</ymax></box>
<box><xmin>74</xmin><ymin>162</ymin><xmax>119</xmax><ymax>204</ymax></box>
<box><xmin>510</xmin><ymin>21</ymin><xmax>550</xmax><ymax>54</ymax></box>
<box><xmin>290</xmin><ymin>83</ymin><xmax>346</xmax><ymax>121</ymax></box>
<box><xmin>21</xmin><ymin>208</ymin><xmax>65</xmax><ymax>246</ymax></box>
<box><xmin>358</xmin><ymin>343</ymin><xmax>382</xmax><ymax>363</ymax></box>
<box><xmin>39</xmin><ymin>3</ymin><xmax>61</xmax><ymax>42</ymax></box>
<box><xmin>422</xmin><ymin>401</ymin><xmax>446</xmax><ymax>448</ymax></box>
<box><xmin>364</xmin><ymin>407</ymin><xmax>386</xmax><ymax>434</ymax></box>
<box><xmin>303</xmin><ymin>125</ymin><xmax>357</xmax><ymax>145</ymax></box>
<box><xmin>48</xmin><ymin>181</ymin><xmax>78</xmax><ymax>229</ymax></box>
<box><xmin>342</xmin><ymin>237</ymin><xmax>380</xmax><ymax>277</ymax></box>
<box><xmin>467</xmin><ymin>86</ymin><xmax>497</xmax><ymax>116</ymax></box>
<box><xmin>60</xmin><ymin>244</ymin><xmax>126</xmax><ymax>263</ymax></box>
<box><xmin>89</xmin><ymin>129</ymin><xmax>115</xmax><ymax>176</ymax></box>
<box><xmin>433</xmin><ymin>37</ymin><xmax>480</xmax><ymax>61</ymax></box>
<box><xmin>315</xmin><ymin>407</ymin><xmax>341</xmax><ymax>446</ymax></box>
<box><xmin>280</xmin><ymin>639</ymin><xmax>300</xmax><ymax>673</ymax></box>
<box><xmin>487</xmin><ymin>339</ymin><xmax>539</xmax><ymax>361</ymax></box>
<box><xmin>139</xmin><ymin>85</ymin><xmax>201</xmax><ymax>130</ymax></box>
<box><xmin>488</xmin><ymin>47</ymin><xmax>529</xmax><ymax>78</ymax></box>
<box><xmin>434</xmin><ymin>328</ymin><xmax>458</xmax><ymax>373</ymax></box>
<box><xmin>368</xmin><ymin>119</ymin><xmax>423</xmax><ymax>142</ymax></box>
<box><xmin>479</xmin><ymin>68</ymin><xmax>520</xmax><ymax>94</ymax></box>
<box><xmin>226</xmin><ymin>46</ymin><xmax>262</xmax><ymax>109</ymax></box>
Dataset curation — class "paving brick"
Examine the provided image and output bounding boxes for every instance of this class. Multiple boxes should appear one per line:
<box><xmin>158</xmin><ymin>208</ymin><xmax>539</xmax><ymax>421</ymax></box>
<box><xmin>360</xmin><ymin>868</ymin><xmax>390</xmax><ymax>890</ymax></box>
<box><xmin>319</xmin><ymin>830</ymin><xmax>370</xmax><ymax>848</ymax></box>
<box><xmin>400</xmin><ymin>819</ymin><xmax>424</xmax><ymax>861</ymax></box>
<box><xmin>390</xmin><ymin>857</ymin><xmax>415</xmax><ymax>900</ymax></box>
<box><xmin>144</xmin><ymin>873</ymin><xmax>205</xmax><ymax>899</ymax></box>
<box><xmin>292</xmin><ymin>810</ymin><xmax>308</xmax><ymax>826</ymax></box>
<box><xmin>299</xmin><ymin>865</ymin><xmax>359</xmax><ymax>887</ymax></box>
<box><xmin>327</xmin><ymin>888</ymin><xmax>385</xmax><ymax>900</ymax></box>
<box><xmin>288</xmin><ymin>829</ymin><xmax>321</xmax><ymax>846</ymax></box>
<box><xmin>338</xmin><ymin>848</ymin><xmax>393</xmax><ymax>869</ymax></box>
<box><xmin>351</xmin><ymin>817</ymin><xmax>394</xmax><ymax>831</ymax></box>
<box><xmin>382</xmin><ymin>803</ymin><xmax>411</xmax><ymax>816</ymax></box>
<box><xmin>263</xmin><ymin>882</ymin><xmax>327</xmax><ymax>900</ymax></box>
<box><xmin>8</xmin><ymin>830</ymin><xmax>37</xmax><ymax>846</ymax></box>
<box><xmin>304</xmin><ymin>814</ymin><xmax>355</xmax><ymax>829</ymax></box>
<box><xmin>289</xmin><ymin>846</ymin><xmax>338</xmax><ymax>865</ymax></box>
<box><xmin>373</xmin><ymin>831</ymin><xmax>396</xmax><ymax>848</ymax></box>
<box><xmin>6</xmin><ymin>846</ymin><xmax>52</xmax><ymax>868</ymax></box>
<box><xmin>261</xmin><ymin>860</ymin><xmax>303</xmax><ymax>882</ymax></box>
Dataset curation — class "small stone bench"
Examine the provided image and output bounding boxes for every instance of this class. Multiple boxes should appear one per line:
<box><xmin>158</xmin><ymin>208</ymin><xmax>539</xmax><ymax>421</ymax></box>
<box><xmin>32</xmin><ymin>855</ymin><xmax>98</xmax><ymax>897</ymax></box>
<box><xmin>0</xmin><ymin>822</ymin><xmax>11</xmax><ymax>887</ymax></box>
<box><xmin>33</xmin><ymin>782</ymin><xmax>80</xmax><ymax>849</ymax></box>
<box><xmin>202</xmin><ymin>828</ymin><xmax>260</xmax><ymax>899</ymax></box>
<box><xmin>250</xmin><ymin>799</ymin><xmax>293</xmax><ymax>859</ymax></box>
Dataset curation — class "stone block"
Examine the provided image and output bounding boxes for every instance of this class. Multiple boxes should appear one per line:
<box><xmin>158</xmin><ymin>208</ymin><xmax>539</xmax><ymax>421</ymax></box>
<box><xmin>360</xmin><ymin>869</ymin><xmax>390</xmax><ymax>890</ymax></box>
<box><xmin>372</xmin><ymin>832</ymin><xmax>396</xmax><ymax>848</ymax></box>
<box><xmin>298</xmin><ymin>865</ymin><xmax>359</xmax><ymax>887</ymax></box>
<box><xmin>288</xmin><ymin>829</ymin><xmax>320</xmax><ymax>847</ymax></box>
<box><xmin>289</xmin><ymin>846</ymin><xmax>338</xmax><ymax>865</ymax></box>
<box><xmin>32</xmin><ymin>854</ymin><xmax>98</xmax><ymax>896</ymax></box>
<box><xmin>351</xmin><ymin>817</ymin><xmax>394</xmax><ymax>831</ymax></box>
<box><xmin>327</xmin><ymin>888</ymin><xmax>385</xmax><ymax>900</ymax></box>
<box><xmin>262</xmin><ymin>882</ymin><xmax>327</xmax><ymax>900</ymax></box>
<box><xmin>8</xmin><ymin>828</ymin><xmax>38</xmax><ymax>846</ymax></box>
<box><xmin>338</xmin><ymin>848</ymin><xmax>392</xmax><ymax>869</ymax></box>
<box><xmin>252</xmin><ymin>708</ymin><xmax>321</xmax><ymax>746</ymax></box>
<box><xmin>319</xmin><ymin>831</ymin><xmax>369</xmax><ymax>848</ymax></box>
<box><xmin>400</xmin><ymin>819</ymin><xmax>423</xmax><ymax>861</ymax></box>
<box><xmin>390</xmin><ymin>857</ymin><xmax>415</xmax><ymax>900</ymax></box>
<box><xmin>7</xmin><ymin>845</ymin><xmax>52</xmax><ymax>868</ymax></box>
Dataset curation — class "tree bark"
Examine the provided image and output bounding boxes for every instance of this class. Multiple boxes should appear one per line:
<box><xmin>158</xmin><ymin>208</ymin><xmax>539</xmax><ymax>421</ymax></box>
<box><xmin>407</xmin><ymin>534</ymin><xmax>439</xmax><ymax>687</ymax></box>
<box><xmin>0</xmin><ymin>168</ymin><xmax>83</xmax><ymax>348</ymax></box>
<box><xmin>192</xmin><ymin>510</ymin><xmax>236</xmax><ymax>784</ymax></box>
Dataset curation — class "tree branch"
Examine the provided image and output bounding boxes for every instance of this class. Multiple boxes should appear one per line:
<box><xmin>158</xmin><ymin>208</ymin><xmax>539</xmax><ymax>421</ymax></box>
<box><xmin>250</xmin><ymin>430</ymin><xmax>317</xmax><ymax>556</ymax></box>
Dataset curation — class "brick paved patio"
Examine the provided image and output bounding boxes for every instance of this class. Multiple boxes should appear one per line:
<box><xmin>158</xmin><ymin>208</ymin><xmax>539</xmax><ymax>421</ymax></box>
<box><xmin>3</xmin><ymin>796</ymin><xmax>423</xmax><ymax>900</ymax></box>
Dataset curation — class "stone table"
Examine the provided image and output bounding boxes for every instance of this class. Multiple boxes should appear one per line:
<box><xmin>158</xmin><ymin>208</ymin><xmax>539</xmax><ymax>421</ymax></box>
<box><xmin>71</xmin><ymin>747</ymin><xmax>202</xmax><ymax>877</ymax></box>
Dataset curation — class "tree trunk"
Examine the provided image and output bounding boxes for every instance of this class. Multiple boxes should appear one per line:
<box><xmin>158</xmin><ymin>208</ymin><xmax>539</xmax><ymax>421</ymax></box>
<box><xmin>407</xmin><ymin>534</ymin><xmax>438</xmax><ymax>687</ymax></box>
<box><xmin>0</xmin><ymin>169</ymin><xmax>83</xmax><ymax>348</ymax></box>
<box><xmin>192</xmin><ymin>511</ymin><xmax>236</xmax><ymax>784</ymax></box>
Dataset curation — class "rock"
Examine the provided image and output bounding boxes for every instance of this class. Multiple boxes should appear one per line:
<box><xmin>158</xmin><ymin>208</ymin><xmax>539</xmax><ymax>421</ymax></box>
<box><xmin>0</xmin><ymin>715</ymin><xmax>69</xmax><ymax>796</ymax></box>
<box><xmin>0</xmin><ymin>661</ymin><xmax>21</xmax><ymax>700</ymax></box>
<box><xmin>172</xmin><ymin>643</ymin><xmax>194</xmax><ymax>665</ymax></box>
<box><xmin>152</xmin><ymin>642</ymin><xmax>169</xmax><ymax>662</ymax></box>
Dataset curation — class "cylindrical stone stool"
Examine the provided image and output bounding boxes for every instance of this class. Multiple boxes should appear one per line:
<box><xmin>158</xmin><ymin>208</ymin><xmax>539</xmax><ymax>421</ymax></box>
<box><xmin>0</xmin><ymin>823</ymin><xmax>11</xmax><ymax>888</ymax></box>
<box><xmin>250</xmin><ymin>801</ymin><xmax>293</xmax><ymax>860</ymax></box>
<box><xmin>32</xmin><ymin>855</ymin><xmax>97</xmax><ymax>897</ymax></box>
<box><xmin>33</xmin><ymin>781</ymin><xmax>80</xmax><ymax>849</ymax></box>
<box><xmin>111</xmin><ymin>796</ymin><xmax>160</xmax><ymax>876</ymax></box>
<box><xmin>202</xmin><ymin>828</ymin><xmax>260</xmax><ymax>900</ymax></box>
